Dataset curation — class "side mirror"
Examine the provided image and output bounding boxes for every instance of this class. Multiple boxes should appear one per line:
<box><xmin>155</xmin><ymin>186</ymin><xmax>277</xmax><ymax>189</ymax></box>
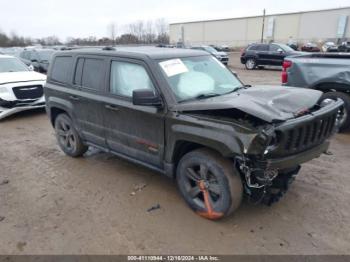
<box><xmin>277</xmin><ymin>48</ymin><xmax>284</xmax><ymax>53</ymax></box>
<box><xmin>28</xmin><ymin>64</ymin><xmax>34</xmax><ymax>71</ymax></box>
<box><xmin>132</xmin><ymin>89</ymin><xmax>162</xmax><ymax>107</ymax></box>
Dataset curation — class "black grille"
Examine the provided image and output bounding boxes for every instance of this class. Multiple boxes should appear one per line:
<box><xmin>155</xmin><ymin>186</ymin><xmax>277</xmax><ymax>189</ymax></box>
<box><xmin>12</xmin><ymin>85</ymin><xmax>43</xmax><ymax>100</ymax></box>
<box><xmin>270</xmin><ymin>112</ymin><xmax>337</xmax><ymax>157</ymax></box>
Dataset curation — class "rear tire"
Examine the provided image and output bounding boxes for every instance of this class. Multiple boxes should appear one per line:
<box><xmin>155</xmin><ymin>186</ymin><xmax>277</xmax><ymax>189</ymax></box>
<box><xmin>54</xmin><ymin>114</ymin><xmax>88</xmax><ymax>157</ymax></box>
<box><xmin>245</xmin><ymin>58</ymin><xmax>256</xmax><ymax>70</ymax></box>
<box><xmin>321</xmin><ymin>92</ymin><xmax>350</xmax><ymax>132</ymax></box>
<box><xmin>176</xmin><ymin>148</ymin><xmax>243</xmax><ymax>220</ymax></box>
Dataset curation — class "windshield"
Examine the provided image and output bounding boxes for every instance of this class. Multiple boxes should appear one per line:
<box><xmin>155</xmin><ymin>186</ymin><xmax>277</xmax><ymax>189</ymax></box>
<box><xmin>0</xmin><ymin>57</ymin><xmax>29</xmax><ymax>73</ymax></box>
<box><xmin>37</xmin><ymin>50</ymin><xmax>54</xmax><ymax>61</ymax></box>
<box><xmin>159</xmin><ymin>56</ymin><xmax>243</xmax><ymax>102</ymax></box>
<box><xmin>278</xmin><ymin>44</ymin><xmax>295</xmax><ymax>52</ymax></box>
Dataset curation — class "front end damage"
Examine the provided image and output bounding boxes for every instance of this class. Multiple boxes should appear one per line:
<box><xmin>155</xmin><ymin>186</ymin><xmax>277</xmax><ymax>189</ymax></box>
<box><xmin>234</xmin><ymin>98</ymin><xmax>343</xmax><ymax>205</ymax></box>
<box><xmin>0</xmin><ymin>81</ymin><xmax>46</xmax><ymax>120</ymax></box>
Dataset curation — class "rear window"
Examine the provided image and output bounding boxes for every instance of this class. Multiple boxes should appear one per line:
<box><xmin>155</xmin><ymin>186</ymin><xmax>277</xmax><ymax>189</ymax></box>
<box><xmin>248</xmin><ymin>45</ymin><xmax>258</xmax><ymax>51</ymax></box>
<box><xmin>81</xmin><ymin>58</ymin><xmax>105</xmax><ymax>91</ymax></box>
<box><xmin>51</xmin><ymin>56</ymin><xmax>73</xmax><ymax>84</ymax></box>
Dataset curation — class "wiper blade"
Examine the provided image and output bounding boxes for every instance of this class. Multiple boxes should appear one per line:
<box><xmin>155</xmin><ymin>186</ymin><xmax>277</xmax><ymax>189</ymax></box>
<box><xmin>195</xmin><ymin>93</ymin><xmax>222</xmax><ymax>99</ymax></box>
<box><xmin>221</xmin><ymin>86</ymin><xmax>246</xmax><ymax>95</ymax></box>
<box><xmin>178</xmin><ymin>93</ymin><xmax>222</xmax><ymax>103</ymax></box>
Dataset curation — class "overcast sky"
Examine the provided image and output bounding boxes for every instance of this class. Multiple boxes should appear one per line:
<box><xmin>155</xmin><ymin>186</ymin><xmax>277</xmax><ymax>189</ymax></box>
<box><xmin>1</xmin><ymin>0</ymin><xmax>349</xmax><ymax>40</ymax></box>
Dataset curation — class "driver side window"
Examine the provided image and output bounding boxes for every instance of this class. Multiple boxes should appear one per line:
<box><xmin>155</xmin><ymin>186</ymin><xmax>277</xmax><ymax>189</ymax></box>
<box><xmin>110</xmin><ymin>61</ymin><xmax>155</xmax><ymax>98</ymax></box>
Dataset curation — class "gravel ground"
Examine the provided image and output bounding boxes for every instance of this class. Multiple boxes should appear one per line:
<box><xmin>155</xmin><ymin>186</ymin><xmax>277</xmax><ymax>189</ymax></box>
<box><xmin>0</xmin><ymin>53</ymin><xmax>349</xmax><ymax>255</ymax></box>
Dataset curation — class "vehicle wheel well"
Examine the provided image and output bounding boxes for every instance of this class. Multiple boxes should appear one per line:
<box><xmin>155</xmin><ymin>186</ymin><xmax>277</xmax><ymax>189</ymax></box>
<box><xmin>314</xmin><ymin>82</ymin><xmax>350</xmax><ymax>94</ymax></box>
<box><xmin>50</xmin><ymin>107</ymin><xmax>67</xmax><ymax>126</ymax></box>
<box><xmin>172</xmin><ymin>141</ymin><xmax>222</xmax><ymax>175</ymax></box>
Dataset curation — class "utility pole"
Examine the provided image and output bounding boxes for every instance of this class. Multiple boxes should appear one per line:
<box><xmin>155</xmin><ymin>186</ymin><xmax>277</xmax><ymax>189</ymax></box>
<box><xmin>261</xmin><ymin>9</ymin><xmax>266</xmax><ymax>43</ymax></box>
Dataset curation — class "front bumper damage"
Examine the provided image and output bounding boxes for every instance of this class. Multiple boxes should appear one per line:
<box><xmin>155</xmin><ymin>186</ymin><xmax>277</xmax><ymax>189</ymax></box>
<box><xmin>0</xmin><ymin>81</ymin><xmax>46</xmax><ymax>120</ymax></box>
<box><xmin>0</xmin><ymin>97</ymin><xmax>45</xmax><ymax>120</ymax></box>
<box><xmin>237</xmin><ymin>99</ymin><xmax>343</xmax><ymax>205</ymax></box>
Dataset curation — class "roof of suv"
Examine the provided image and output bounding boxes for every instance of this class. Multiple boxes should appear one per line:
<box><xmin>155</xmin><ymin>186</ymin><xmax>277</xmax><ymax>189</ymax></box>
<box><xmin>56</xmin><ymin>46</ymin><xmax>208</xmax><ymax>60</ymax></box>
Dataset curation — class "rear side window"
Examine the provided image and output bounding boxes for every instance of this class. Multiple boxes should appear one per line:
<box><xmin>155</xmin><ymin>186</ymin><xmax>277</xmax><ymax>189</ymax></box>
<box><xmin>81</xmin><ymin>58</ymin><xmax>105</xmax><ymax>91</ymax></box>
<box><xmin>51</xmin><ymin>56</ymin><xmax>73</xmax><ymax>84</ymax></box>
<box><xmin>257</xmin><ymin>45</ymin><xmax>269</xmax><ymax>51</ymax></box>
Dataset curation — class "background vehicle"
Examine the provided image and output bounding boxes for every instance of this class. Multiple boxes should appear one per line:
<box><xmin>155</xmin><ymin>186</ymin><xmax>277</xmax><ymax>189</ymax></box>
<box><xmin>240</xmin><ymin>43</ymin><xmax>302</xmax><ymax>70</ymax></box>
<box><xmin>287</xmin><ymin>43</ymin><xmax>298</xmax><ymax>51</ymax></box>
<box><xmin>301</xmin><ymin>42</ymin><xmax>321</xmax><ymax>52</ymax></box>
<box><xmin>19</xmin><ymin>48</ymin><xmax>55</xmax><ymax>73</ymax></box>
<box><xmin>322</xmin><ymin>42</ymin><xmax>338</xmax><ymax>52</ymax></box>
<box><xmin>0</xmin><ymin>47</ymin><xmax>22</xmax><ymax>58</ymax></box>
<box><xmin>45</xmin><ymin>47</ymin><xmax>341</xmax><ymax>220</ymax></box>
<box><xmin>191</xmin><ymin>45</ymin><xmax>229</xmax><ymax>65</ymax></box>
<box><xmin>210</xmin><ymin>44</ymin><xmax>230</xmax><ymax>52</ymax></box>
<box><xmin>282</xmin><ymin>53</ymin><xmax>350</xmax><ymax>131</ymax></box>
<box><xmin>338</xmin><ymin>41</ymin><xmax>350</xmax><ymax>52</ymax></box>
<box><xmin>0</xmin><ymin>55</ymin><xmax>46</xmax><ymax>119</ymax></box>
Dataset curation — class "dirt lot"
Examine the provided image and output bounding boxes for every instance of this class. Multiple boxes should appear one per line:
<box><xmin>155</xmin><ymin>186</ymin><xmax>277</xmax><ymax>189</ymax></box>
<box><xmin>0</xmin><ymin>53</ymin><xmax>349</xmax><ymax>255</ymax></box>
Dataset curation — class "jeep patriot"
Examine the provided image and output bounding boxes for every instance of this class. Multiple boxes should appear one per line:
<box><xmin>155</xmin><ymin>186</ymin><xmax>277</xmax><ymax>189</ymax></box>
<box><xmin>45</xmin><ymin>47</ymin><xmax>343</xmax><ymax>220</ymax></box>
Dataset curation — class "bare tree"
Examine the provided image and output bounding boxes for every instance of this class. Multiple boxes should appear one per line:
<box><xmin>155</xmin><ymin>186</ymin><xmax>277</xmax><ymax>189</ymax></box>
<box><xmin>155</xmin><ymin>18</ymin><xmax>168</xmax><ymax>36</ymax></box>
<box><xmin>107</xmin><ymin>22</ymin><xmax>118</xmax><ymax>45</ymax></box>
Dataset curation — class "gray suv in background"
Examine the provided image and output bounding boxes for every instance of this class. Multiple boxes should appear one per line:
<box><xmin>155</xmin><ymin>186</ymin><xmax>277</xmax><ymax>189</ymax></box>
<box><xmin>191</xmin><ymin>45</ymin><xmax>229</xmax><ymax>65</ymax></box>
<box><xmin>20</xmin><ymin>49</ymin><xmax>55</xmax><ymax>73</ymax></box>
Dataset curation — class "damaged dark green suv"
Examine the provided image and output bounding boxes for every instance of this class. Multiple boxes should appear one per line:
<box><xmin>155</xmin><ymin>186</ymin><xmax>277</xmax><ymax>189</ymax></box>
<box><xmin>45</xmin><ymin>47</ymin><xmax>343</xmax><ymax>220</ymax></box>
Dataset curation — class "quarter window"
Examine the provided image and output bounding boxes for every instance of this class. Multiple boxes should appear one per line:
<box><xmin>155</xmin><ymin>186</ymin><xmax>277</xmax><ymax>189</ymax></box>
<box><xmin>51</xmin><ymin>56</ymin><xmax>73</xmax><ymax>84</ymax></box>
<box><xmin>110</xmin><ymin>61</ymin><xmax>155</xmax><ymax>97</ymax></box>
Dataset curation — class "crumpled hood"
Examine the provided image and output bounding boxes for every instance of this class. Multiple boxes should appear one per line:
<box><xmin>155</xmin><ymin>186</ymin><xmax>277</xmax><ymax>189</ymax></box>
<box><xmin>0</xmin><ymin>71</ymin><xmax>46</xmax><ymax>85</ymax></box>
<box><xmin>172</xmin><ymin>86</ymin><xmax>323</xmax><ymax>123</ymax></box>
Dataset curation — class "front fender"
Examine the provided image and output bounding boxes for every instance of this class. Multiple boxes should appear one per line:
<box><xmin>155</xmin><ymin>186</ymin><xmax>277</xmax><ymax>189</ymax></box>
<box><xmin>165</xmin><ymin>119</ymin><xmax>259</xmax><ymax>163</ymax></box>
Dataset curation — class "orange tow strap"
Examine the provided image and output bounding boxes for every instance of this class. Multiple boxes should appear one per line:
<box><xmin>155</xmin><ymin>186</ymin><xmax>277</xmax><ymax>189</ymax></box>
<box><xmin>196</xmin><ymin>180</ymin><xmax>223</xmax><ymax>220</ymax></box>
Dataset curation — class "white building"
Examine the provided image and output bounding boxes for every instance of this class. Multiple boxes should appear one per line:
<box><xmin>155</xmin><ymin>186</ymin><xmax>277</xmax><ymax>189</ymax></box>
<box><xmin>169</xmin><ymin>7</ymin><xmax>350</xmax><ymax>47</ymax></box>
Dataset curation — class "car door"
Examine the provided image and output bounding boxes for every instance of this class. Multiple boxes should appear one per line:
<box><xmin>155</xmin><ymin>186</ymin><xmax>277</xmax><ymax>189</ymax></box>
<box><xmin>70</xmin><ymin>56</ymin><xmax>108</xmax><ymax>147</ymax></box>
<box><xmin>256</xmin><ymin>44</ymin><xmax>270</xmax><ymax>65</ymax></box>
<box><xmin>268</xmin><ymin>44</ymin><xmax>285</xmax><ymax>65</ymax></box>
<box><xmin>103</xmin><ymin>58</ymin><xmax>165</xmax><ymax>168</ymax></box>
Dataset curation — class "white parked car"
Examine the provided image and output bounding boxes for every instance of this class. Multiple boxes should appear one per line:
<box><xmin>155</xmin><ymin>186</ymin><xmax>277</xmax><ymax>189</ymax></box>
<box><xmin>322</xmin><ymin>42</ymin><xmax>338</xmax><ymax>52</ymax></box>
<box><xmin>0</xmin><ymin>55</ymin><xmax>46</xmax><ymax>120</ymax></box>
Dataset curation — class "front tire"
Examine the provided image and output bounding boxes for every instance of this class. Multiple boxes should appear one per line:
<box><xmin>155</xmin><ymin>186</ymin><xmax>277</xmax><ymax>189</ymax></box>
<box><xmin>54</xmin><ymin>114</ymin><xmax>88</xmax><ymax>157</ymax></box>
<box><xmin>245</xmin><ymin>58</ymin><xmax>256</xmax><ymax>70</ymax></box>
<box><xmin>176</xmin><ymin>148</ymin><xmax>243</xmax><ymax>220</ymax></box>
<box><xmin>321</xmin><ymin>92</ymin><xmax>350</xmax><ymax>132</ymax></box>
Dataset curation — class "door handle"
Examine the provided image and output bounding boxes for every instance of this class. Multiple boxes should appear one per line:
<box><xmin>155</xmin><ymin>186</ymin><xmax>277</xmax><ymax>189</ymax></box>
<box><xmin>69</xmin><ymin>95</ymin><xmax>80</xmax><ymax>101</ymax></box>
<box><xmin>105</xmin><ymin>104</ymin><xmax>120</xmax><ymax>111</ymax></box>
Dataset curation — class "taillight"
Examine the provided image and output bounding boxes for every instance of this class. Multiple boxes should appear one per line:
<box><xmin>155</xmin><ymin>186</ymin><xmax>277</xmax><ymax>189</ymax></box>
<box><xmin>283</xmin><ymin>60</ymin><xmax>292</xmax><ymax>69</ymax></box>
<box><xmin>241</xmin><ymin>48</ymin><xmax>246</xmax><ymax>56</ymax></box>
<box><xmin>282</xmin><ymin>60</ymin><xmax>292</xmax><ymax>84</ymax></box>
